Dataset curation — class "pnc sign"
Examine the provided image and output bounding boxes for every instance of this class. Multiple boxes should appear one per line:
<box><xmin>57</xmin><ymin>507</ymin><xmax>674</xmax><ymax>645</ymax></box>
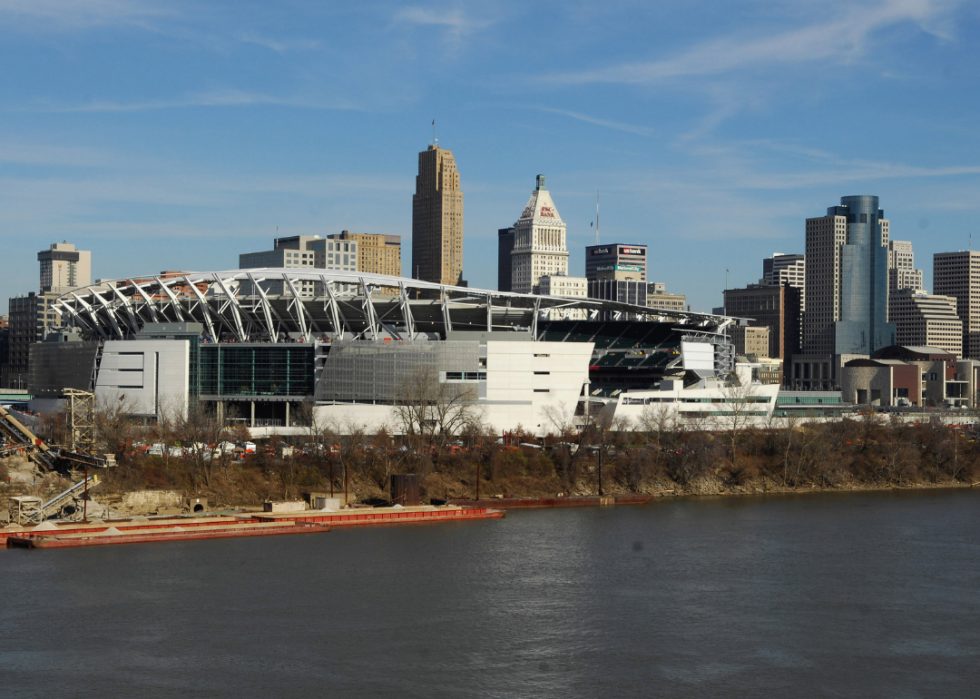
<box><xmin>539</xmin><ymin>206</ymin><xmax>556</xmax><ymax>218</ymax></box>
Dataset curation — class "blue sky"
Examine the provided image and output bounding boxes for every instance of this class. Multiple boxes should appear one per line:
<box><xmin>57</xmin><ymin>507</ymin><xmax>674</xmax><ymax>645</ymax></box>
<box><xmin>1</xmin><ymin>0</ymin><xmax>979</xmax><ymax>312</ymax></box>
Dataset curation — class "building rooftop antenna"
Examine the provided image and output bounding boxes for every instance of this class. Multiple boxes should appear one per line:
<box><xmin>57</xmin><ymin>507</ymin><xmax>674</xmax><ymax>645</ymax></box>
<box><xmin>595</xmin><ymin>191</ymin><xmax>600</xmax><ymax>246</ymax></box>
<box><xmin>431</xmin><ymin>119</ymin><xmax>437</xmax><ymax>147</ymax></box>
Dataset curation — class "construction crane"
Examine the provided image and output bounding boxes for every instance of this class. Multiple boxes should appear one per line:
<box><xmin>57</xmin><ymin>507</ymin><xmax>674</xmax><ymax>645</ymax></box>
<box><xmin>0</xmin><ymin>404</ymin><xmax>57</xmax><ymax>471</ymax></box>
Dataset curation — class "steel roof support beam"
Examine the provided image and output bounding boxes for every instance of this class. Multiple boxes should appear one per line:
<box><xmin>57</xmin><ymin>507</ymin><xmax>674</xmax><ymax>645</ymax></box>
<box><xmin>128</xmin><ymin>280</ymin><xmax>160</xmax><ymax>323</ymax></box>
<box><xmin>247</xmin><ymin>273</ymin><xmax>279</xmax><ymax>343</ymax></box>
<box><xmin>283</xmin><ymin>275</ymin><xmax>310</xmax><ymax>343</ymax></box>
<box><xmin>398</xmin><ymin>283</ymin><xmax>415</xmax><ymax>341</ymax></box>
<box><xmin>158</xmin><ymin>278</ymin><xmax>189</xmax><ymax>322</ymax></box>
<box><xmin>181</xmin><ymin>275</ymin><xmax>218</xmax><ymax>341</ymax></box>
<box><xmin>440</xmin><ymin>286</ymin><xmax>452</xmax><ymax>335</ymax></box>
<box><xmin>91</xmin><ymin>291</ymin><xmax>126</xmax><ymax>340</ymax></box>
<box><xmin>324</xmin><ymin>280</ymin><xmax>345</xmax><ymax>338</ymax></box>
<box><xmin>486</xmin><ymin>293</ymin><xmax>493</xmax><ymax>332</ymax></box>
<box><xmin>531</xmin><ymin>297</ymin><xmax>541</xmax><ymax>340</ymax></box>
<box><xmin>213</xmin><ymin>274</ymin><xmax>246</xmax><ymax>342</ymax></box>
<box><xmin>69</xmin><ymin>292</ymin><xmax>109</xmax><ymax>340</ymax></box>
<box><xmin>109</xmin><ymin>284</ymin><xmax>142</xmax><ymax>337</ymax></box>
<box><xmin>360</xmin><ymin>277</ymin><xmax>379</xmax><ymax>341</ymax></box>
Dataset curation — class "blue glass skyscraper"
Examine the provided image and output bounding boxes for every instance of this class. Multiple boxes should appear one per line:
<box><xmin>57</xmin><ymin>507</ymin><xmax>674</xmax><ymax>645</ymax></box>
<box><xmin>803</xmin><ymin>195</ymin><xmax>896</xmax><ymax>357</ymax></box>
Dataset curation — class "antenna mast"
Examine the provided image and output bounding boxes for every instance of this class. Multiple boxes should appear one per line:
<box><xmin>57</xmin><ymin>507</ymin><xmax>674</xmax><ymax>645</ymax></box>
<box><xmin>595</xmin><ymin>191</ymin><xmax>600</xmax><ymax>245</ymax></box>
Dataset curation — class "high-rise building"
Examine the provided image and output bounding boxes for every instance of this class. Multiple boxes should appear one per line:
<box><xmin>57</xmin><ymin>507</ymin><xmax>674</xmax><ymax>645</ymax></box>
<box><xmin>38</xmin><ymin>242</ymin><xmax>91</xmax><ymax>294</ymax></box>
<box><xmin>888</xmin><ymin>240</ymin><xmax>923</xmax><ymax>296</ymax></box>
<box><xmin>585</xmin><ymin>244</ymin><xmax>648</xmax><ymax>282</ymax></box>
<box><xmin>412</xmin><ymin>144</ymin><xmax>463</xmax><ymax>286</ymax></box>
<box><xmin>328</xmin><ymin>231</ymin><xmax>401</xmax><ymax>292</ymax></box>
<box><xmin>933</xmin><ymin>251</ymin><xmax>980</xmax><ymax>358</ymax></box>
<box><xmin>510</xmin><ymin>175</ymin><xmax>569</xmax><ymax>294</ymax></box>
<box><xmin>723</xmin><ymin>284</ymin><xmax>802</xmax><ymax>364</ymax></box>
<box><xmin>889</xmin><ymin>290</ymin><xmax>963</xmax><ymax>357</ymax></box>
<box><xmin>647</xmin><ymin>283</ymin><xmax>687</xmax><ymax>313</ymax></box>
<box><xmin>497</xmin><ymin>227</ymin><xmax>515</xmax><ymax>292</ymax></box>
<box><xmin>239</xmin><ymin>234</ymin><xmax>358</xmax><ymax>296</ymax></box>
<box><xmin>760</xmin><ymin>253</ymin><xmax>805</xmax><ymax>309</ymax></box>
<box><xmin>803</xmin><ymin>195</ymin><xmax>894</xmax><ymax>356</ymax></box>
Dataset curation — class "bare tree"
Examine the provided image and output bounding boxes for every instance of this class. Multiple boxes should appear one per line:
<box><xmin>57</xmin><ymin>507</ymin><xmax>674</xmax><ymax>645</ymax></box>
<box><xmin>718</xmin><ymin>373</ymin><xmax>763</xmax><ymax>474</ymax></box>
<box><xmin>541</xmin><ymin>401</ymin><xmax>577</xmax><ymax>441</ymax></box>
<box><xmin>393</xmin><ymin>367</ymin><xmax>481</xmax><ymax>448</ymax></box>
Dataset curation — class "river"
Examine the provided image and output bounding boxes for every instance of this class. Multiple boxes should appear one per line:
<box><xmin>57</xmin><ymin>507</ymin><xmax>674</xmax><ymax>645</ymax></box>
<box><xmin>1</xmin><ymin>489</ymin><xmax>978</xmax><ymax>698</ymax></box>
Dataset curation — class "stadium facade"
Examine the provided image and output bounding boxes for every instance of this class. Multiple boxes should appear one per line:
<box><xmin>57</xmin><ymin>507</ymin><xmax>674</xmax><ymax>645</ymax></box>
<box><xmin>43</xmin><ymin>270</ymin><xmax>775</xmax><ymax>434</ymax></box>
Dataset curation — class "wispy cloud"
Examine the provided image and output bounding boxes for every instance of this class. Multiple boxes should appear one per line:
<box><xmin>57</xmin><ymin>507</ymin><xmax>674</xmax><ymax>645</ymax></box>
<box><xmin>526</xmin><ymin>106</ymin><xmax>655</xmax><ymax>137</ymax></box>
<box><xmin>0</xmin><ymin>0</ymin><xmax>171</xmax><ymax>31</ymax></box>
<box><xmin>546</xmin><ymin>0</ymin><xmax>959</xmax><ymax>85</ymax></box>
<box><xmin>393</xmin><ymin>6</ymin><xmax>495</xmax><ymax>41</ymax></box>
<box><xmin>15</xmin><ymin>89</ymin><xmax>360</xmax><ymax>114</ymax></box>
<box><xmin>238</xmin><ymin>33</ymin><xmax>321</xmax><ymax>53</ymax></box>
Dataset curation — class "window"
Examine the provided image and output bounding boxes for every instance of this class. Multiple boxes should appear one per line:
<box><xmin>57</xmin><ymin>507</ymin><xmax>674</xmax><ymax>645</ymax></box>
<box><xmin>534</xmin><ymin>371</ymin><xmax>550</xmax><ymax>375</ymax></box>
<box><xmin>533</xmin><ymin>389</ymin><xmax>550</xmax><ymax>393</ymax></box>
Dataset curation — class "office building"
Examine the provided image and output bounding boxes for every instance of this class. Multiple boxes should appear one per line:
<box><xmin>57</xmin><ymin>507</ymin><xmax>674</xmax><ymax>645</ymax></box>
<box><xmin>803</xmin><ymin>195</ymin><xmax>895</xmax><ymax>356</ymax></box>
<box><xmin>38</xmin><ymin>242</ymin><xmax>91</xmax><ymax>294</ymax></box>
<box><xmin>539</xmin><ymin>275</ymin><xmax>587</xmax><ymax>298</ymax></box>
<box><xmin>239</xmin><ymin>234</ymin><xmax>358</xmax><ymax>296</ymax></box>
<box><xmin>732</xmin><ymin>326</ymin><xmax>770</xmax><ymax>357</ymax></box>
<box><xmin>585</xmin><ymin>244</ymin><xmax>647</xmax><ymax>282</ymax></box>
<box><xmin>888</xmin><ymin>290</ymin><xmax>962</xmax><ymax>358</ymax></box>
<box><xmin>933</xmin><ymin>251</ymin><xmax>980</xmax><ymax>358</ymax></box>
<box><xmin>412</xmin><ymin>144</ymin><xmax>464</xmax><ymax>286</ymax></box>
<box><xmin>0</xmin><ymin>315</ymin><xmax>8</xmax><ymax>386</ymax></box>
<box><xmin>3</xmin><ymin>292</ymin><xmax>64</xmax><ymax>388</ymax></box>
<box><xmin>510</xmin><ymin>175</ymin><xmax>569</xmax><ymax>294</ymax></box>
<box><xmin>761</xmin><ymin>253</ymin><xmax>805</xmax><ymax>309</ymax></box>
<box><xmin>723</xmin><ymin>284</ymin><xmax>802</xmax><ymax>362</ymax></box>
<box><xmin>647</xmin><ymin>283</ymin><xmax>686</xmax><ymax>313</ymax></box>
<box><xmin>887</xmin><ymin>240</ymin><xmax>923</xmax><ymax>296</ymax></box>
<box><xmin>497</xmin><ymin>227</ymin><xmax>515</xmax><ymax>292</ymax></box>
<box><xmin>328</xmin><ymin>231</ymin><xmax>400</xmax><ymax>277</ymax></box>
<box><xmin>588</xmin><ymin>279</ymin><xmax>647</xmax><ymax>307</ymax></box>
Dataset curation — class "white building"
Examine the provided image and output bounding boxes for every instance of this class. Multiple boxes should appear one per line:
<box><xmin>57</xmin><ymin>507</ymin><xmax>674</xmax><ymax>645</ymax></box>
<box><xmin>95</xmin><ymin>339</ymin><xmax>191</xmax><ymax>419</ymax></box>
<box><xmin>539</xmin><ymin>275</ymin><xmax>587</xmax><ymax>298</ymax></box>
<box><xmin>312</xmin><ymin>339</ymin><xmax>593</xmax><ymax>437</ymax></box>
<box><xmin>510</xmin><ymin>175</ymin><xmax>570</xmax><ymax>294</ymax></box>
<box><xmin>608</xmin><ymin>363</ymin><xmax>780</xmax><ymax>428</ymax></box>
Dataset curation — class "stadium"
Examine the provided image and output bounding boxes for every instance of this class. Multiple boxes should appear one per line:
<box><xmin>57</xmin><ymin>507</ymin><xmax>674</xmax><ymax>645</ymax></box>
<box><xmin>36</xmin><ymin>269</ymin><xmax>771</xmax><ymax>434</ymax></box>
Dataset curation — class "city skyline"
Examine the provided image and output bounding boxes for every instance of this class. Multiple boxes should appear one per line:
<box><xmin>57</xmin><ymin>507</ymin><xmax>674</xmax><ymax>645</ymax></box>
<box><xmin>2</xmin><ymin>1</ymin><xmax>980</xmax><ymax>310</ymax></box>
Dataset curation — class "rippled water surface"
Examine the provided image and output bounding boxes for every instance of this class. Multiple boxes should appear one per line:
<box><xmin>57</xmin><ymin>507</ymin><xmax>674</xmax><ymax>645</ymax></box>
<box><xmin>2</xmin><ymin>489</ymin><xmax>979</xmax><ymax>698</ymax></box>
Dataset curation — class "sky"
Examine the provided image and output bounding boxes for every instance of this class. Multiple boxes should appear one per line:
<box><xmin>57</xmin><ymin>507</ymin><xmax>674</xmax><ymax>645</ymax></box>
<box><xmin>1</xmin><ymin>0</ymin><xmax>979</xmax><ymax>312</ymax></box>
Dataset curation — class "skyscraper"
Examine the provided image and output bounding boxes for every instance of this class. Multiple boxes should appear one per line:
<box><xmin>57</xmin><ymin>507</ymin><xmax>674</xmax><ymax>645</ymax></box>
<box><xmin>38</xmin><ymin>242</ymin><xmax>91</xmax><ymax>293</ymax></box>
<box><xmin>803</xmin><ymin>195</ymin><xmax>895</xmax><ymax>356</ymax></box>
<box><xmin>412</xmin><ymin>144</ymin><xmax>463</xmax><ymax>286</ymax></box>
<box><xmin>760</xmin><ymin>253</ymin><xmax>805</xmax><ymax>309</ymax></box>
<box><xmin>887</xmin><ymin>240</ymin><xmax>923</xmax><ymax>295</ymax></box>
<box><xmin>933</xmin><ymin>251</ymin><xmax>980</xmax><ymax>358</ymax></box>
<box><xmin>497</xmin><ymin>227</ymin><xmax>515</xmax><ymax>292</ymax></box>
<box><xmin>510</xmin><ymin>175</ymin><xmax>569</xmax><ymax>294</ymax></box>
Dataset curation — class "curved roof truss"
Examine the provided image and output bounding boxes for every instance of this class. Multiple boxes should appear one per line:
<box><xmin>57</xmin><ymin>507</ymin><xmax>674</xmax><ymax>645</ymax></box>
<box><xmin>56</xmin><ymin>269</ymin><xmax>733</xmax><ymax>343</ymax></box>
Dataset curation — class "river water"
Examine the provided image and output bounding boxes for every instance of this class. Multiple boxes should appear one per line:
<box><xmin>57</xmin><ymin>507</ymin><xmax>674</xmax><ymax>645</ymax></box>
<box><xmin>1</xmin><ymin>489</ymin><xmax>978</xmax><ymax>698</ymax></box>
